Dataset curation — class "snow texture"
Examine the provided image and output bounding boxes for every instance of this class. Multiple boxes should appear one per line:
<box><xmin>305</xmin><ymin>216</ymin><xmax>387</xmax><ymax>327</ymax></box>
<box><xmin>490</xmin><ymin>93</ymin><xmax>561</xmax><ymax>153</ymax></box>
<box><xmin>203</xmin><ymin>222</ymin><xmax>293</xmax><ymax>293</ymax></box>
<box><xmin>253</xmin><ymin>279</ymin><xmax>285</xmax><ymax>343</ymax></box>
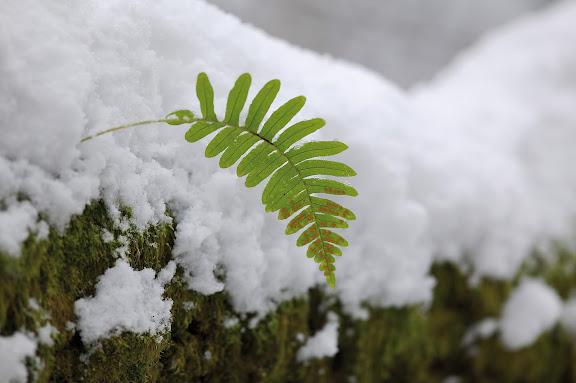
<box><xmin>37</xmin><ymin>324</ymin><xmax>58</xmax><ymax>347</ymax></box>
<box><xmin>0</xmin><ymin>332</ymin><xmax>37</xmax><ymax>383</ymax></box>
<box><xmin>297</xmin><ymin>313</ymin><xmax>339</xmax><ymax>361</ymax></box>
<box><xmin>500</xmin><ymin>279</ymin><xmax>562</xmax><ymax>350</ymax></box>
<box><xmin>75</xmin><ymin>260</ymin><xmax>176</xmax><ymax>344</ymax></box>
<box><xmin>462</xmin><ymin>318</ymin><xmax>499</xmax><ymax>345</ymax></box>
<box><xmin>411</xmin><ymin>2</ymin><xmax>576</xmax><ymax>280</ymax></box>
<box><xmin>0</xmin><ymin>0</ymin><xmax>575</xmax><ymax>318</ymax></box>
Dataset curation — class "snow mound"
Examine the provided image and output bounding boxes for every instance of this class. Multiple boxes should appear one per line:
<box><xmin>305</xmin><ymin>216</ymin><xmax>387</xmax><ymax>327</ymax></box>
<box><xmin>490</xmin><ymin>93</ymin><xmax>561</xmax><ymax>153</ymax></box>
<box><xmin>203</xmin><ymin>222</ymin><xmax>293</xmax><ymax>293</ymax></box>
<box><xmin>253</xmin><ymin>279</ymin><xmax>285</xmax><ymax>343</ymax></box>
<box><xmin>412</xmin><ymin>1</ymin><xmax>576</xmax><ymax>279</ymax></box>
<box><xmin>0</xmin><ymin>0</ymin><xmax>431</xmax><ymax>316</ymax></box>
<box><xmin>500</xmin><ymin>279</ymin><xmax>562</xmax><ymax>350</ymax></box>
<box><xmin>0</xmin><ymin>332</ymin><xmax>37</xmax><ymax>383</ymax></box>
<box><xmin>0</xmin><ymin>0</ymin><xmax>575</xmax><ymax>317</ymax></box>
<box><xmin>75</xmin><ymin>260</ymin><xmax>176</xmax><ymax>344</ymax></box>
<box><xmin>297</xmin><ymin>313</ymin><xmax>339</xmax><ymax>361</ymax></box>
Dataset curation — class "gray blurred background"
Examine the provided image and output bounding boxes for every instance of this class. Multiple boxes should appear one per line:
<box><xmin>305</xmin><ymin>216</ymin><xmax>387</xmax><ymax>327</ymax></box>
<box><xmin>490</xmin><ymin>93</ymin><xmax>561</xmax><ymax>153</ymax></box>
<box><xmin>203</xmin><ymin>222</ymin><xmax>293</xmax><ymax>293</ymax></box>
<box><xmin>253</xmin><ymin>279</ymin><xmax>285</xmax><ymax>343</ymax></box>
<box><xmin>207</xmin><ymin>0</ymin><xmax>556</xmax><ymax>87</ymax></box>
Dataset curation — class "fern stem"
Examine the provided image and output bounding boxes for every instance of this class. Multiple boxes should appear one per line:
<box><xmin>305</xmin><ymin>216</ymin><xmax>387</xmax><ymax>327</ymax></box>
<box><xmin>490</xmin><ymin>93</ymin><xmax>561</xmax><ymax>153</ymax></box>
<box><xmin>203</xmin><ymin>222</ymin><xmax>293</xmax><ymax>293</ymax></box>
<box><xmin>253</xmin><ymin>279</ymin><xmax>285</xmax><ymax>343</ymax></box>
<box><xmin>80</xmin><ymin>119</ymin><xmax>170</xmax><ymax>143</ymax></box>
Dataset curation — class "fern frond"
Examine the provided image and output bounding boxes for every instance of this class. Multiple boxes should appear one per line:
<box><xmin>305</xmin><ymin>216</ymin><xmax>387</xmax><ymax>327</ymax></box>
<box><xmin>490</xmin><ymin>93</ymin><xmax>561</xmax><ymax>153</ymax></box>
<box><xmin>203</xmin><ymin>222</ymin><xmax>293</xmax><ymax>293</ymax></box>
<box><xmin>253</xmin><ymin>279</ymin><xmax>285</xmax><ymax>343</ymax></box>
<box><xmin>175</xmin><ymin>73</ymin><xmax>357</xmax><ymax>288</ymax></box>
<box><xmin>81</xmin><ymin>72</ymin><xmax>357</xmax><ymax>288</ymax></box>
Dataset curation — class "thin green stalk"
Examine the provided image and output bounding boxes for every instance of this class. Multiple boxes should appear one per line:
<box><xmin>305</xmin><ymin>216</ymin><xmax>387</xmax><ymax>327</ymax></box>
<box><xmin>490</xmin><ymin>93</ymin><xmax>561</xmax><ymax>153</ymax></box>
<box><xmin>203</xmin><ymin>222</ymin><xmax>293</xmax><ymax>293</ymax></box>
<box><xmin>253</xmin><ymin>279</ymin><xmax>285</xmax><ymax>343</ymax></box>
<box><xmin>80</xmin><ymin>119</ymin><xmax>170</xmax><ymax>143</ymax></box>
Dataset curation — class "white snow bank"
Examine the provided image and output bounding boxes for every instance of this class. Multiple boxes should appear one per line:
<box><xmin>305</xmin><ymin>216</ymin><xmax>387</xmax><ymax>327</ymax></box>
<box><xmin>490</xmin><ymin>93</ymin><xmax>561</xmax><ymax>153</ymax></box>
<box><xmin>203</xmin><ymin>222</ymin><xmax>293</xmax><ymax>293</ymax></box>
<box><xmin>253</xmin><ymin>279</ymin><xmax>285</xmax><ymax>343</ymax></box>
<box><xmin>0</xmin><ymin>0</ymin><xmax>432</xmax><ymax>316</ymax></box>
<box><xmin>500</xmin><ymin>279</ymin><xmax>562</xmax><ymax>350</ymax></box>
<box><xmin>411</xmin><ymin>1</ymin><xmax>576</xmax><ymax>279</ymax></box>
<box><xmin>297</xmin><ymin>313</ymin><xmax>339</xmax><ymax>361</ymax></box>
<box><xmin>75</xmin><ymin>260</ymin><xmax>176</xmax><ymax>344</ymax></box>
<box><xmin>0</xmin><ymin>332</ymin><xmax>37</xmax><ymax>383</ymax></box>
<box><xmin>0</xmin><ymin>0</ymin><xmax>575</xmax><ymax>317</ymax></box>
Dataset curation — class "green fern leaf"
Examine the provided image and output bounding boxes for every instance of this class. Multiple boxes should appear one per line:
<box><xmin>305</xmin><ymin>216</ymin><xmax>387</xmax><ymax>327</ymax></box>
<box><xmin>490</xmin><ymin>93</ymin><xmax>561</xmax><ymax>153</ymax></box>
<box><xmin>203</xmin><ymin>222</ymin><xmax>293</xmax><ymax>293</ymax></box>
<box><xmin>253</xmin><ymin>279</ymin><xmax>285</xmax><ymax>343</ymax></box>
<box><xmin>81</xmin><ymin>71</ymin><xmax>358</xmax><ymax>289</ymax></box>
<box><xmin>245</xmin><ymin>79</ymin><xmax>280</xmax><ymax>132</ymax></box>
<box><xmin>286</xmin><ymin>141</ymin><xmax>349</xmax><ymax>163</ymax></box>
<box><xmin>219</xmin><ymin>133</ymin><xmax>259</xmax><ymax>168</ymax></box>
<box><xmin>196</xmin><ymin>73</ymin><xmax>217</xmax><ymax>120</ymax></box>
<box><xmin>225</xmin><ymin>73</ymin><xmax>251</xmax><ymax>126</ymax></box>
<box><xmin>185</xmin><ymin>121</ymin><xmax>225</xmax><ymax>143</ymax></box>
<box><xmin>296</xmin><ymin>160</ymin><xmax>356</xmax><ymax>178</ymax></box>
<box><xmin>260</xmin><ymin>96</ymin><xmax>306</xmax><ymax>140</ymax></box>
<box><xmin>304</xmin><ymin>178</ymin><xmax>358</xmax><ymax>197</ymax></box>
<box><xmin>166</xmin><ymin>110</ymin><xmax>196</xmax><ymax>125</ymax></box>
<box><xmin>175</xmin><ymin>72</ymin><xmax>357</xmax><ymax>288</ymax></box>
<box><xmin>205</xmin><ymin>126</ymin><xmax>243</xmax><ymax>157</ymax></box>
<box><xmin>274</xmin><ymin>118</ymin><xmax>325</xmax><ymax>152</ymax></box>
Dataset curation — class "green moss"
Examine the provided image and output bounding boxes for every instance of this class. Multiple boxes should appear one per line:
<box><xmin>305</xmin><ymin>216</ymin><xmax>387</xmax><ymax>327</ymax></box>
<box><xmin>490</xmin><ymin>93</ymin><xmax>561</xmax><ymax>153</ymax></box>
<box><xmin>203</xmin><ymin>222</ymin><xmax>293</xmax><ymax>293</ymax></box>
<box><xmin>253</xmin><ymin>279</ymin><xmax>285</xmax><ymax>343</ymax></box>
<box><xmin>0</xmin><ymin>201</ymin><xmax>175</xmax><ymax>382</ymax></box>
<box><xmin>1</xmin><ymin>202</ymin><xmax>576</xmax><ymax>382</ymax></box>
<box><xmin>349</xmin><ymin>307</ymin><xmax>432</xmax><ymax>383</ymax></box>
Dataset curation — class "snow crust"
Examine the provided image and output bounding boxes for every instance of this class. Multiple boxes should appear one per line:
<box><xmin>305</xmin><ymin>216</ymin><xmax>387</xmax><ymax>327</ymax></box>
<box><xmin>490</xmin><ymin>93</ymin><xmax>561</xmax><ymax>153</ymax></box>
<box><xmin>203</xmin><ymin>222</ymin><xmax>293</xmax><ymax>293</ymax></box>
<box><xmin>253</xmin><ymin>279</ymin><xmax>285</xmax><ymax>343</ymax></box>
<box><xmin>500</xmin><ymin>279</ymin><xmax>562</xmax><ymax>350</ymax></box>
<box><xmin>0</xmin><ymin>332</ymin><xmax>37</xmax><ymax>383</ymax></box>
<box><xmin>75</xmin><ymin>260</ymin><xmax>176</xmax><ymax>344</ymax></box>
<box><xmin>297</xmin><ymin>313</ymin><xmax>339</xmax><ymax>361</ymax></box>
<box><xmin>0</xmin><ymin>0</ymin><xmax>575</xmax><ymax>318</ymax></box>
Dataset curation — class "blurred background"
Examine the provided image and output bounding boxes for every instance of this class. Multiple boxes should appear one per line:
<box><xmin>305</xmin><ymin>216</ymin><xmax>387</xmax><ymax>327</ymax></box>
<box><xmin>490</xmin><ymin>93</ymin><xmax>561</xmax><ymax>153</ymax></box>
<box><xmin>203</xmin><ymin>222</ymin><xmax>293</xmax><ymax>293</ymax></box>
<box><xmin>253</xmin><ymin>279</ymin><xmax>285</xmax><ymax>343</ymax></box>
<box><xmin>208</xmin><ymin>0</ymin><xmax>556</xmax><ymax>87</ymax></box>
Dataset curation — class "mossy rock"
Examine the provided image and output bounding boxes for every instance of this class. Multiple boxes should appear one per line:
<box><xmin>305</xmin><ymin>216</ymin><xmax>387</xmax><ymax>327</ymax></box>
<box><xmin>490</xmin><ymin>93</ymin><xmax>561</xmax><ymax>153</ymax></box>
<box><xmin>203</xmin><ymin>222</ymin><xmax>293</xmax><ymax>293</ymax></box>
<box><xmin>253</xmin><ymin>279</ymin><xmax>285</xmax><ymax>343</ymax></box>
<box><xmin>1</xmin><ymin>202</ymin><xmax>575</xmax><ymax>382</ymax></box>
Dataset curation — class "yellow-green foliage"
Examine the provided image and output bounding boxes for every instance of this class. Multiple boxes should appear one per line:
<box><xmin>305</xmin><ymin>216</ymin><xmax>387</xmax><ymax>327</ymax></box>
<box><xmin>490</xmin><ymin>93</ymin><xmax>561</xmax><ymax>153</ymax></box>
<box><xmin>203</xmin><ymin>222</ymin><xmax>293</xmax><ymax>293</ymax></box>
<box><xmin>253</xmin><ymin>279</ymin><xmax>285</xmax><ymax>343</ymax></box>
<box><xmin>83</xmin><ymin>72</ymin><xmax>358</xmax><ymax>288</ymax></box>
<box><xmin>1</xmin><ymin>202</ymin><xmax>576</xmax><ymax>382</ymax></box>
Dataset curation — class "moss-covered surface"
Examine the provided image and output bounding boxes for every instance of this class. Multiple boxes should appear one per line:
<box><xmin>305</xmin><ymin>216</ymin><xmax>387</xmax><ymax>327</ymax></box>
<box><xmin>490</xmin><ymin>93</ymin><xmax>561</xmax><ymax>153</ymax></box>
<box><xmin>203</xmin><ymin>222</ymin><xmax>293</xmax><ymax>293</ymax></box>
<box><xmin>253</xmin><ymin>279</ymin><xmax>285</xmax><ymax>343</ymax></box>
<box><xmin>1</xmin><ymin>202</ymin><xmax>576</xmax><ymax>382</ymax></box>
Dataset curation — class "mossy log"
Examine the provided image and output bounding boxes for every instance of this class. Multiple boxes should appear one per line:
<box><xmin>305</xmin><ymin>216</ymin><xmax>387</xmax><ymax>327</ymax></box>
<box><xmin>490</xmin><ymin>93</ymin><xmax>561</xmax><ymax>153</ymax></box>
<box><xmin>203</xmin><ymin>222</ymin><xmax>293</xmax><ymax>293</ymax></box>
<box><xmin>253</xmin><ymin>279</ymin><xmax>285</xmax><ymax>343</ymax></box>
<box><xmin>1</xmin><ymin>202</ymin><xmax>575</xmax><ymax>382</ymax></box>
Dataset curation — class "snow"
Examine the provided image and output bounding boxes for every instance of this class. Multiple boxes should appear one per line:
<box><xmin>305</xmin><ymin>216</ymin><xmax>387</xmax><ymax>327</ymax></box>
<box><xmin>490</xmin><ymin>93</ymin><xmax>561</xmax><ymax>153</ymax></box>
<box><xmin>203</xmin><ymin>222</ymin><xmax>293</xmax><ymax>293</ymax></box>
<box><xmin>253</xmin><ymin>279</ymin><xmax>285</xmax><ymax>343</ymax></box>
<box><xmin>37</xmin><ymin>324</ymin><xmax>58</xmax><ymax>347</ymax></box>
<box><xmin>0</xmin><ymin>332</ymin><xmax>37</xmax><ymax>383</ymax></box>
<box><xmin>101</xmin><ymin>228</ymin><xmax>114</xmax><ymax>243</ymax></box>
<box><xmin>208</xmin><ymin>0</ymin><xmax>550</xmax><ymax>86</ymax></box>
<box><xmin>0</xmin><ymin>0</ymin><xmax>575</xmax><ymax>318</ymax></box>
<box><xmin>0</xmin><ymin>201</ymin><xmax>41</xmax><ymax>256</ymax></box>
<box><xmin>223</xmin><ymin>317</ymin><xmax>239</xmax><ymax>329</ymax></box>
<box><xmin>463</xmin><ymin>318</ymin><xmax>499</xmax><ymax>345</ymax></box>
<box><xmin>500</xmin><ymin>279</ymin><xmax>562</xmax><ymax>350</ymax></box>
<box><xmin>410</xmin><ymin>1</ymin><xmax>576</xmax><ymax>279</ymax></box>
<box><xmin>465</xmin><ymin>280</ymin><xmax>573</xmax><ymax>350</ymax></box>
<box><xmin>297</xmin><ymin>313</ymin><xmax>339</xmax><ymax>361</ymax></box>
<box><xmin>75</xmin><ymin>260</ymin><xmax>176</xmax><ymax>344</ymax></box>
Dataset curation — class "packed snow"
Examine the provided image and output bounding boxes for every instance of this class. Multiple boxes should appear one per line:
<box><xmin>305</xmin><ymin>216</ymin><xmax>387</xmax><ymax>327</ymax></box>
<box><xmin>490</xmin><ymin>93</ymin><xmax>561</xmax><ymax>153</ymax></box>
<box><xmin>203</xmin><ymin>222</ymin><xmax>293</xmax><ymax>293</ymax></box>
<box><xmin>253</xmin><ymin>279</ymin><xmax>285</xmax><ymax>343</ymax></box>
<box><xmin>297</xmin><ymin>313</ymin><xmax>340</xmax><ymax>361</ymax></box>
<box><xmin>0</xmin><ymin>201</ymin><xmax>45</xmax><ymax>257</ymax></box>
<box><xmin>37</xmin><ymin>324</ymin><xmax>58</xmax><ymax>347</ymax></box>
<box><xmin>0</xmin><ymin>0</ymin><xmax>575</xmax><ymax>323</ymax></box>
<box><xmin>464</xmin><ymin>280</ymin><xmax>576</xmax><ymax>350</ymax></box>
<box><xmin>0</xmin><ymin>332</ymin><xmax>37</xmax><ymax>383</ymax></box>
<box><xmin>500</xmin><ymin>279</ymin><xmax>562</xmax><ymax>350</ymax></box>
<box><xmin>462</xmin><ymin>318</ymin><xmax>499</xmax><ymax>345</ymax></box>
<box><xmin>75</xmin><ymin>260</ymin><xmax>176</xmax><ymax>344</ymax></box>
